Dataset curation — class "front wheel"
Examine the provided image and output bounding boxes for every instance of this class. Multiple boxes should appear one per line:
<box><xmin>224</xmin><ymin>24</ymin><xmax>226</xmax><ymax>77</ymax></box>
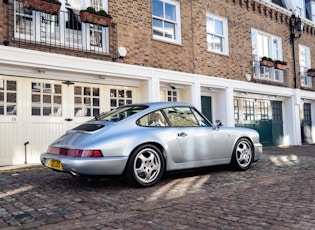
<box><xmin>230</xmin><ymin>138</ymin><xmax>253</xmax><ymax>170</ymax></box>
<box><xmin>124</xmin><ymin>144</ymin><xmax>165</xmax><ymax>187</ymax></box>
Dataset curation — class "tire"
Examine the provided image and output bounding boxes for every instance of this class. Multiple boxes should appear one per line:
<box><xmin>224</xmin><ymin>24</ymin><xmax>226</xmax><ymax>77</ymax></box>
<box><xmin>230</xmin><ymin>138</ymin><xmax>253</xmax><ymax>170</ymax></box>
<box><xmin>124</xmin><ymin>144</ymin><xmax>165</xmax><ymax>187</ymax></box>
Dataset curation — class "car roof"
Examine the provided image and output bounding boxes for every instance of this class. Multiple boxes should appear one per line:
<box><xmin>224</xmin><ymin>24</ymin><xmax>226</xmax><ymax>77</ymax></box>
<box><xmin>128</xmin><ymin>101</ymin><xmax>193</xmax><ymax>109</ymax></box>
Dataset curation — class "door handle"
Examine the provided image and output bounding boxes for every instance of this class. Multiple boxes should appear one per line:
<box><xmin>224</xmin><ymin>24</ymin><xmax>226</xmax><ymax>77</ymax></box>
<box><xmin>65</xmin><ymin>118</ymin><xmax>73</xmax><ymax>122</ymax></box>
<box><xmin>178</xmin><ymin>132</ymin><xmax>187</xmax><ymax>137</ymax></box>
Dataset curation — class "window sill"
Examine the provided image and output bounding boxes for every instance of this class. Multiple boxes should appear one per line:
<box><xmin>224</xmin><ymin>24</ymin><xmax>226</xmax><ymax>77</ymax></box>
<box><xmin>251</xmin><ymin>78</ymin><xmax>285</xmax><ymax>86</ymax></box>
<box><xmin>152</xmin><ymin>37</ymin><xmax>183</xmax><ymax>46</ymax></box>
<box><xmin>207</xmin><ymin>49</ymin><xmax>229</xmax><ymax>57</ymax></box>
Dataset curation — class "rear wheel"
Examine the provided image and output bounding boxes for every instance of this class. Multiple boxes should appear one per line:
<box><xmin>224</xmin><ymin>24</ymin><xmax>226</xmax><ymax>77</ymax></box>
<box><xmin>124</xmin><ymin>144</ymin><xmax>165</xmax><ymax>187</ymax></box>
<box><xmin>231</xmin><ymin>138</ymin><xmax>253</xmax><ymax>170</ymax></box>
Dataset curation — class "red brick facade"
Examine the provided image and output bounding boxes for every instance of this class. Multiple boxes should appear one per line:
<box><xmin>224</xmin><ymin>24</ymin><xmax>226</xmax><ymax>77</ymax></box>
<box><xmin>1</xmin><ymin>0</ymin><xmax>315</xmax><ymax>88</ymax></box>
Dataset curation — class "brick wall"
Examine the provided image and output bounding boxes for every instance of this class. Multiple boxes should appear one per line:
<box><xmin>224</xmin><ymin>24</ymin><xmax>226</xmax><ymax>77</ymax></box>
<box><xmin>0</xmin><ymin>1</ymin><xmax>5</xmax><ymax>44</ymax></box>
<box><xmin>110</xmin><ymin>0</ymin><xmax>315</xmax><ymax>88</ymax></box>
<box><xmin>1</xmin><ymin>0</ymin><xmax>315</xmax><ymax>88</ymax></box>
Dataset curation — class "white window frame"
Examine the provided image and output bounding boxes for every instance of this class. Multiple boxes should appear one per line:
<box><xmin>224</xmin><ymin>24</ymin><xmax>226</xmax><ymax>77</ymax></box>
<box><xmin>14</xmin><ymin>0</ymin><xmax>109</xmax><ymax>53</ymax></box>
<box><xmin>251</xmin><ymin>28</ymin><xmax>284</xmax><ymax>83</ymax></box>
<box><xmin>293</xmin><ymin>0</ymin><xmax>305</xmax><ymax>18</ymax></box>
<box><xmin>152</xmin><ymin>0</ymin><xmax>182</xmax><ymax>45</ymax></box>
<box><xmin>206</xmin><ymin>13</ymin><xmax>229</xmax><ymax>56</ymax></box>
<box><xmin>299</xmin><ymin>44</ymin><xmax>312</xmax><ymax>88</ymax></box>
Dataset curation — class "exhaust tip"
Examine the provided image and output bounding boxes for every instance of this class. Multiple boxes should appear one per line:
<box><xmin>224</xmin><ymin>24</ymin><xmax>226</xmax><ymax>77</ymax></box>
<box><xmin>70</xmin><ymin>171</ymin><xmax>80</xmax><ymax>177</ymax></box>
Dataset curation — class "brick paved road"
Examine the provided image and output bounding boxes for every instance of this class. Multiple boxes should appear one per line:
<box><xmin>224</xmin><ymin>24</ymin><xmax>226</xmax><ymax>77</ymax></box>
<box><xmin>1</xmin><ymin>145</ymin><xmax>315</xmax><ymax>229</ymax></box>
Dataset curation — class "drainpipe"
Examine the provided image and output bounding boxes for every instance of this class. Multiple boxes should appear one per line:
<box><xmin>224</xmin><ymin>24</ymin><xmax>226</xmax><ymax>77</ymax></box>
<box><xmin>24</xmin><ymin>141</ymin><xmax>29</xmax><ymax>164</ymax></box>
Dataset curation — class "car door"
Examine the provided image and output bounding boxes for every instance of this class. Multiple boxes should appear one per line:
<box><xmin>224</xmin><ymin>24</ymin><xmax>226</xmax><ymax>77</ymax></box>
<box><xmin>163</xmin><ymin>106</ymin><xmax>228</xmax><ymax>162</ymax></box>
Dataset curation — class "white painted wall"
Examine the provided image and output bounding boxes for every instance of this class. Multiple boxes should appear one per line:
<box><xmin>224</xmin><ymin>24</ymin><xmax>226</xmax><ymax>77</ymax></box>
<box><xmin>0</xmin><ymin>46</ymin><xmax>313</xmax><ymax>165</ymax></box>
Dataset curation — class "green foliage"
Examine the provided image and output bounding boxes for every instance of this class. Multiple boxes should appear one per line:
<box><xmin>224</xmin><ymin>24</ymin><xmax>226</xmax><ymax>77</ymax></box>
<box><xmin>43</xmin><ymin>0</ymin><xmax>61</xmax><ymax>5</ymax></box>
<box><xmin>261</xmin><ymin>56</ymin><xmax>274</xmax><ymax>62</ymax></box>
<box><xmin>81</xmin><ymin>7</ymin><xmax>112</xmax><ymax>18</ymax></box>
<box><xmin>274</xmin><ymin>60</ymin><xmax>287</xmax><ymax>65</ymax></box>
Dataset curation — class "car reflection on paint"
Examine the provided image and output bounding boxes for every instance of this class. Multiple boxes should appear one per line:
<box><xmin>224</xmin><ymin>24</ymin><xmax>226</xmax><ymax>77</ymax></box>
<box><xmin>40</xmin><ymin>102</ymin><xmax>263</xmax><ymax>187</ymax></box>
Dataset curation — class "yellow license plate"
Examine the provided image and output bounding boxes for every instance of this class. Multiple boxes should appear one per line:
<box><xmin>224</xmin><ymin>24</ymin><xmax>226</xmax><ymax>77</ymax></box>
<box><xmin>45</xmin><ymin>159</ymin><xmax>63</xmax><ymax>171</ymax></box>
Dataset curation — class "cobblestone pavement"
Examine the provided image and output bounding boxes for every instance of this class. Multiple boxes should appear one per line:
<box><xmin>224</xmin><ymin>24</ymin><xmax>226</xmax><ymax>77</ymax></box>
<box><xmin>1</xmin><ymin>145</ymin><xmax>315</xmax><ymax>229</ymax></box>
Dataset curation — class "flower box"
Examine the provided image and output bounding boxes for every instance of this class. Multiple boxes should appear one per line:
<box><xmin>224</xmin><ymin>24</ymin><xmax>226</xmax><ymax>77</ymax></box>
<box><xmin>307</xmin><ymin>70</ymin><xmax>315</xmax><ymax>77</ymax></box>
<box><xmin>260</xmin><ymin>60</ymin><xmax>274</xmax><ymax>68</ymax></box>
<box><xmin>274</xmin><ymin>63</ymin><xmax>287</xmax><ymax>71</ymax></box>
<box><xmin>80</xmin><ymin>12</ymin><xmax>112</xmax><ymax>27</ymax></box>
<box><xmin>22</xmin><ymin>0</ymin><xmax>61</xmax><ymax>15</ymax></box>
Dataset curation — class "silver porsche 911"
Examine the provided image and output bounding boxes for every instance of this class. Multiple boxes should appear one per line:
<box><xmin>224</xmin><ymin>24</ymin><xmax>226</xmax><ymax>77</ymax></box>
<box><xmin>40</xmin><ymin>102</ymin><xmax>262</xmax><ymax>187</ymax></box>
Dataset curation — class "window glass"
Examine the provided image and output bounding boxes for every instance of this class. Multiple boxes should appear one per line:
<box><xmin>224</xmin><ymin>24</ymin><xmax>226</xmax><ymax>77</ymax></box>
<box><xmin>152</xmin><ymin>0</ymin><xmax>163</xmax><ymax>17</ymax></box>
<box><xmin>14</xmin><ymin>0</ymin><xmax>109</xmax><ymax>53</ymax></box>
<box><xmin>31</xmin><ymin>82</ymin><xmax>62</xmax><ymax>116</ymax></box>
<box><xmin>97</xmin><ymin>105</ymin><xmax>148</xmax><ymax>122</ymax></box>
<box><xmin>0</xmin><ymin>80</ymin><xmax>17</xmax><ymax>115</ymax></box>
<box><xmin>206</xmin><ymin>13</ymin><xmax>228</xmax><ymax>55</ymax></box>
<box><xmin>110</xmin><ymin>88</ymin><xmax>133</xmax><ymax>110</ymax></box>
<box><xmin>74</xmin><ymin>86</ymin><xmax>100</xmax><ymax>117</ymax></box>
<box><xmin>165</xmin><ymin>2</ymin><xmax>176</xmax><ymax>21</ymax></box>
<box><xmin>152</xmin><ymin>0</ymin><xmax>180</xmax><ymax>43</ymax></box>
<box><xmin>137</xmin><ymin>110</ymin><xmax>169</xmax><ymax>127</ymax></box>
<box><xmin>251</xmin><ymin>29</ymin><xmax>284</xmax><ymax>83</ymax></box>
<box><xmin>192</xmin><ymin>109</ymin><xmax>211</xmax><ymax>127</ymax></box>
<box><xmin>244</xmin><ymin>100</ymin><xmax>254</xmax><ymax>121</ymax></box>
<box><xmin>163</xmin><ymin>107</ymin><xmax>199</xmax><ymax>127</ymax></box>
<box><xmin>299</xmin><ymin>45</ymin><xmax>312</xmax><ymax>88</ymax></box>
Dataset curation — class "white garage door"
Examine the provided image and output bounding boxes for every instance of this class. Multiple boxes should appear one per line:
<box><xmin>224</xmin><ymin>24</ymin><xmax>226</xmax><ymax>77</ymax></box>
<box><xmin>0</xmin><ymin>76</ymin><xmax>137</xmax><ymax>166</ymax></box>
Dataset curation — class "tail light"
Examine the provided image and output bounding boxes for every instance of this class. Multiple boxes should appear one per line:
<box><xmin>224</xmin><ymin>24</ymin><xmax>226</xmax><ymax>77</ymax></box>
<box><xmin>47</xmin><ymin>146</ymin><xmax>103</xmax><ymax>157</ymax></box>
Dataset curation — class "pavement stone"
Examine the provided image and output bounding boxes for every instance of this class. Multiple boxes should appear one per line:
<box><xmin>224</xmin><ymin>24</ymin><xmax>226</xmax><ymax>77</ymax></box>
<box><xmin>0</xmin><ymin>145</ymin><xmax>315</xmax><ymax>229</ymax></box>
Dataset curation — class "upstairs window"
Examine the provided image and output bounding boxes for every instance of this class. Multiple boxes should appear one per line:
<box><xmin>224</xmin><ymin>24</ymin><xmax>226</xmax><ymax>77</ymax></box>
<box><xmin>251</xmin><ymin>28</ymin><xmax>284</xmax><ymax>83</ymax></box>
<box><xmin>299</xmin><ymin>44</ymin><xmax>312</xmax><ymax>88</ymax></box>
<box><xmin>14</xmin><ymin>0</ymin><xmax>110</xmax><ymax>54</ymax></box>
<box><xmin>206</xmin><ymin>13</ymin><xmax>229</xmax><ymax>55</ymax></box>
<box><xmin>293</xmin><ymin>0</ymin><xmax>305</xmax><ymax>18</ymax></box>
<box><xmin>152</xmin><ymin>0</ymin><xmax>181</xmax><ymax>44</ymax></box>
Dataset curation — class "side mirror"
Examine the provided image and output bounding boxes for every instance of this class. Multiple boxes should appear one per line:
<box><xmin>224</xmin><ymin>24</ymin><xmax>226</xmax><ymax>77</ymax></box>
<box><xmin>215</xmin><ymin>120</ymin><xmax>223</xmax><ymax>126</ymax></box>
<box><xmin>215</xmin><ymin>120</ymin><xmax>223</xmax><ymax>130</ymax></box>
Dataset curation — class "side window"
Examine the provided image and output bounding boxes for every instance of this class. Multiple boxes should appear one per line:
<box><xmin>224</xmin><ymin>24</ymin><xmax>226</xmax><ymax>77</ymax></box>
<box><xmin>31</xmin><ymin>82</ymin><xmax>62</xmax><ymax>116</ymax></box>
<box><xmin>206</xmin><ymin>13</ymin><xmax>229</xmax><ymax>55</ymax></box>
<box><xmin>163</xmin><ymin>107</ymin><xmax>199</xmax><ymax>127</ymax></box>
<box><xmin>0</xmin><ymin>80</ymin><xmax>17</xmax><ymax>115</ymax></box>
<box><xmin>191</xmin><ymin>108</ymin><xmax>211</xmax><ymax>127</ymax></box>
<box><xmin>110</xmin><ymin>88</ymin><xmax>133</xmax><ymax>110</ymax></box>
<box><xmin>152</xmin><ymin>0</ymin><xmax>181</xmax><ymax>44</ymax></box>
<box><xmin>137</xmin><ymin>110</ymin><xmax>168</xmax><ymax>127</ymax></box>
<box><xmin>74</xmin><ymin>86</ymin><xmax>100</xmax><ymax>117</ymax></box>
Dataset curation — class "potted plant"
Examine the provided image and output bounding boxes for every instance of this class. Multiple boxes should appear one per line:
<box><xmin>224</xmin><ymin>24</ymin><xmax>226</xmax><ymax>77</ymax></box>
<box><xmin>80</xmin><ymin>7</ymin><xmax>112</xmax><ymax>27</ymax></box>
<box><xmin>274</xmin><ymin>60</ymin><xmax>288</xmax><ymax>70</ymax></box>
<box><xmin>307</xmin><ymin>68</ymin><xmax>315</xmax><ymax>77</ymax></box>
<box><xmin>260</xmin><ymin>57</ymin><xmax>274</xmax><ymax>68</ymax></box>
<box><xmin>22</xmin><ymin>0</ymin><xmax>61</xmax><ymax>15</ymax></box>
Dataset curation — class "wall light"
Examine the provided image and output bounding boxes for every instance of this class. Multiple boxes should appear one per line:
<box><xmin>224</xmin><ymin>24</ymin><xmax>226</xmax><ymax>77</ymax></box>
<box><xmin>113</xmin><ymin>47</ymin><xmax>127</xmax><ymax>61</ymax></box>
<box><xmin>170</xmin><ymin>84</ymin><xmax>176</xmax><ymax>90</ymax></box>
<box><xmin>245</xmin><ymin>74</ymin><xmax>252</xmax><ymax>82</ymax></box>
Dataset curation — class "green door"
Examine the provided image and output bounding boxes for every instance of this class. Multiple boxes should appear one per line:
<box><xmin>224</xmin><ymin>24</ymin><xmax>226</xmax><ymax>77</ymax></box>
<box><xmin>201</xmin><ymin>96</ymin><xmax>212</xmax><ymax>122</ymax></box>
<box><xmin>271</xmin><ymin>101</ymin><xmax>283</xmax><ymax>146</ymax></box>
<box><xmin>301</xmin><ymin>103</ymin><xmax>312</xmax><ymax>144</ymax></box>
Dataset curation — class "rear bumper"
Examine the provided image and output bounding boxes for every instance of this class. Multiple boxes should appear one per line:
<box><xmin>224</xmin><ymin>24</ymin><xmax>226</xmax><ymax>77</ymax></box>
<box><xmin>40</xmin><ymin>153</ymin><xmax>128</xmax><ymax>176</ymax></box>
<box><xmin>253</xmin><ymin>143</ymin><xmax>263</xmax><ymax>162</ymax></box>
